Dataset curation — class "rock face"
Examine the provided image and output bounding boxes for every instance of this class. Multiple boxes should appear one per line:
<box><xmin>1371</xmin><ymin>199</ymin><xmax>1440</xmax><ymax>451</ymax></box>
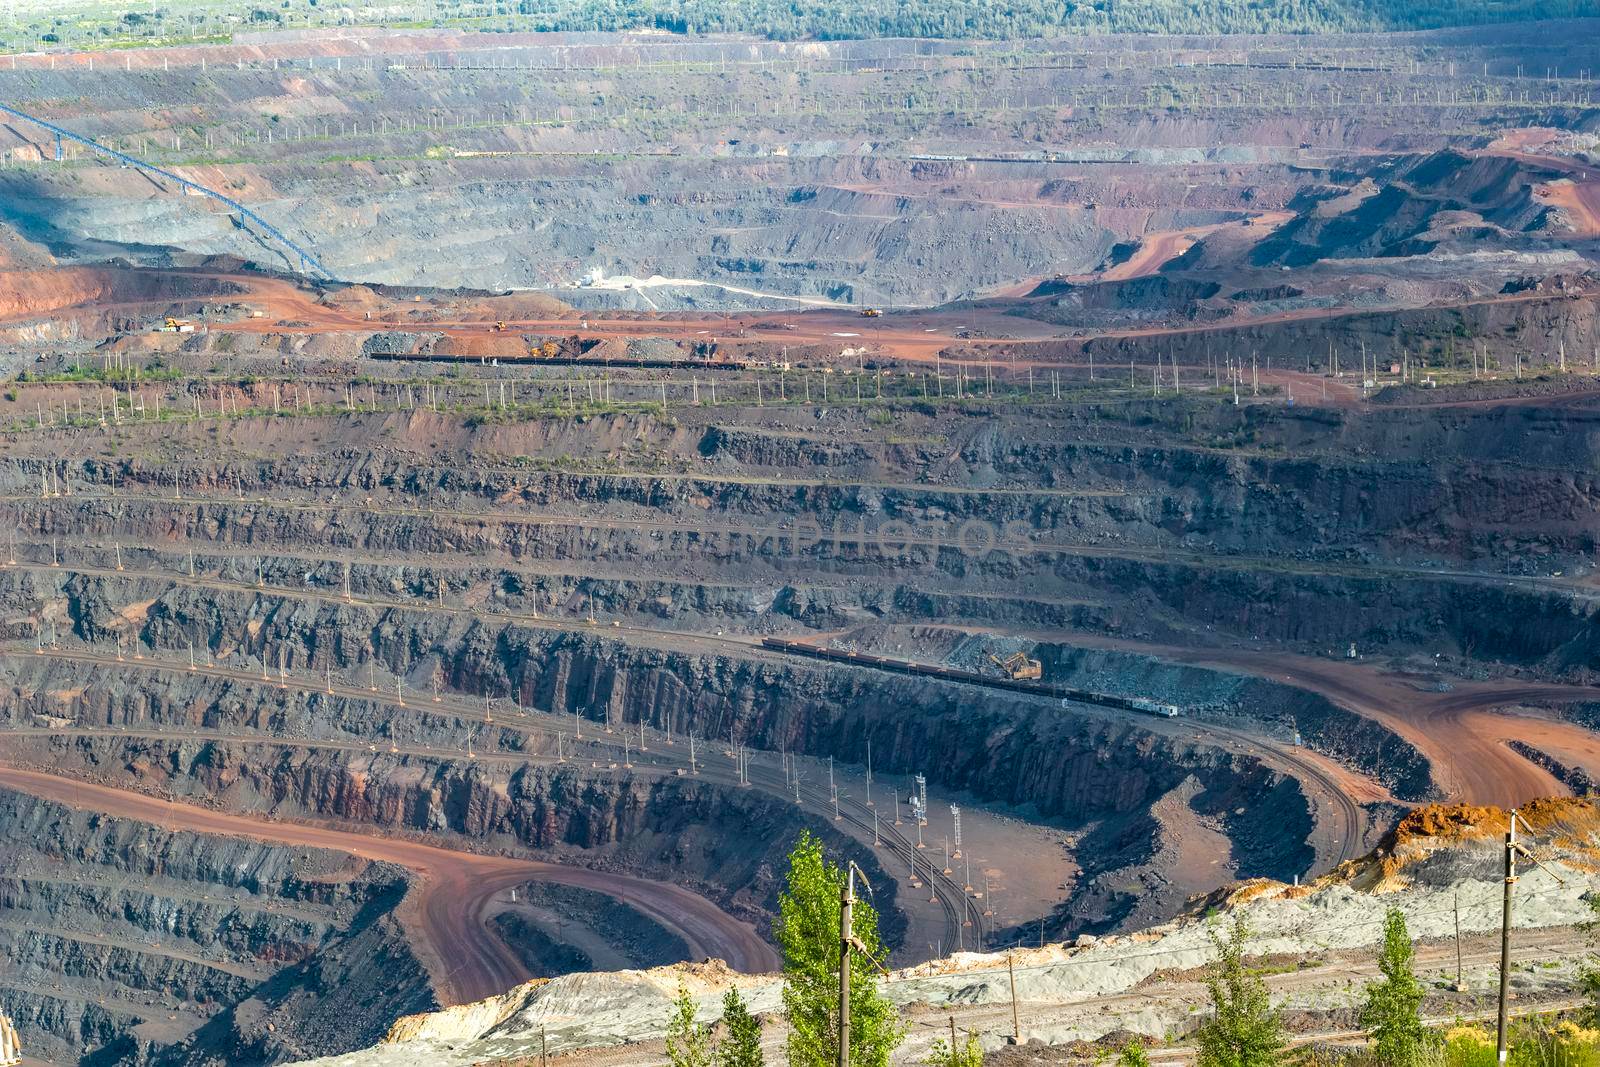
<box><xmin>0</xmin><ymin>730</ymin><xmax>900</xmax><ymax>948</ymax></box>
<box><xmin>0</xmin><ymin>615</ymin><xmax>1309</xmax><ymax>944</ymax></box>
<box><xmin>0</xmin><ymin>788</ymin><xmax>434</xmax><ymax>1066</ymax></box>
<box><xmin>13</xmin><ymin>358</ymin><xmax>1592</xmax><ymax>1063</ymax></box>
<box><xmin>6</xmin><ymin>383</ymin><xmax>1599</xmax><ymax>678</ymax></box>
<box><xmin>452</xmin><ymin>630</ymin><xmax>1314</xmax><ymax>867</ymax></box>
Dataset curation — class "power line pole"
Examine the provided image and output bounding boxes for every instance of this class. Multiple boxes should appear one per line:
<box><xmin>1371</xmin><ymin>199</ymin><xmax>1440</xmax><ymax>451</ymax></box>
<box><xmin>1008</xmin><ymin>953</ymin><xmax>1021</xmax><ymax>1044</ymax></box>
<box><xmin>1495</xmin><ymin>808</ymin><xmax>1565</xmax><ymax>1060</ymax></box>
<box><xmin>1496</xmin><ymin>808</ymin><xmax>1518</xmax><ymax>1062</ymax></box>
<box><xmin>1454</xmin><ymin>886</ymin><xmax>1464</xmax><ymax>991</ymax></box>
<box><xmin>837</xmin><ymin>862</ymin><xmax>881</xmax><ymax>1067</ymax></box>
<box><xmin>839</xmin><ymin>867</ymin><xmax>854</xmax><ymax>1067</ymax></box>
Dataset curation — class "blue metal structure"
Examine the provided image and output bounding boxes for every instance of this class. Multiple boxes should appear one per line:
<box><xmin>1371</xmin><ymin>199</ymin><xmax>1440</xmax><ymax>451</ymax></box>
<box><xmin>0</xmin><ymin>101</ymin><xmax>336</xmax><ymax>281</ymax></box>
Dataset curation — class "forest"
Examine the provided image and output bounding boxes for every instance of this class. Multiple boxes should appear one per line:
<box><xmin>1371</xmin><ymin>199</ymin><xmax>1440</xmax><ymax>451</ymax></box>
<box><xmin>9</xmin><ymin>0</ymin><xmax>1597</xmax><ymax>54</ymax></box>
<box><xmin>515</xmin><ymin>0</ymin><xmax>1600</xmax><ymax>38</ymax></box>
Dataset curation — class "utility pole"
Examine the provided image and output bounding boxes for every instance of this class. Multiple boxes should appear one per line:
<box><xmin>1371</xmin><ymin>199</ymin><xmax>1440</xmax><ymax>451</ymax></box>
<box><xmin>1007</xmin><ymin>952</ymin><xmax>1021</xmax><ymax>1044</ymax></box>
<box><xmin>838</xmin><ymin>868</ymin><xmax>853</xmax><ymax>1067</ymax></box>
<box><xmin>1496</xmin><ymin>808</ymin><xmax>1564</xmax><ymax>1060</ymax></box>
<box><xmin>1496</xmin><ymin>809</ymin><xmax>1518</xmax><ymax>1062</ymax></box>
<box><xmin>1454</xmin><ymin>886</ymin><xmax>1464</xmax><ymax>991</ymax></box>
<box><xmin>837</xmin><ymin>861</ymin><xmax>880</xmax><ymax>1067</ymax></box>
<box><xmin>865</xmin><ymin>737</ymin><xmax>872</xmax><ymax>807</ymax></box>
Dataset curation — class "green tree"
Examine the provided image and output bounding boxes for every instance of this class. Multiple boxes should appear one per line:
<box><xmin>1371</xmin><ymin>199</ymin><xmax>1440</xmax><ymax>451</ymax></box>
<box><xmin>924</xmin><ymin>1027</ymin><xmax>983</xmax><ymax>1067</ymax></box>
<box><xmin>1360</xmin><ymin>908</ymin><xmax>1431</xmax><ymax>1066</ymax></box>
<box><xmin>1193</xmin><ymin>914</ymin><xmax>1285</xmax><ymax>1067</ymax></box>
<box><xmin>775</xmin><ymin>831</ymin><xmax>904</xmax><ymax>1067</ymax></box>
<box><xmin>1581</xmin><ymin>893</ymin><xmax>1600</xmax><ymax>1027</ymax></box>
<box><xmin>1116</xmin><ymin>1039</ymin><xmax>1152</xmax><ymax>1066</ymax></box>
<box><xmin>719</xmin><ymin>988</ymin><xmax>764</xmax><ymax>1067</ymax></box>
<box><xmin>667</xmin><ymin>982</ymin><xmax>715</xmax><ymax>1067</ymax></box>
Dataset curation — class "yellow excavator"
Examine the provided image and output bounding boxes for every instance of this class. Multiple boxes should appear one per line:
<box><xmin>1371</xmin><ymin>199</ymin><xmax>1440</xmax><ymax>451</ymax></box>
<box><xmin>989</xmin><ymin>652</ymin><xmax>1042</xmax><ymax>681</ymax></box>
<box><xmin>859</xmin><ymin>307</ymin><xmax>882</xmax><ymax>318</ymax></box>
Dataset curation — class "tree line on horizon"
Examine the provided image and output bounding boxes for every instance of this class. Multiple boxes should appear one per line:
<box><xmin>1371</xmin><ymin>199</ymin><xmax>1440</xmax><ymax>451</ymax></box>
<box><xmin>16</xmin><ymin>0</ymin><xmax>1600</xmax><ymax>54</ymax></box>
<box><xmin>506</xmin><ymin>0</ymin><xmax>1599</xmax><ymax>39</ymax></box>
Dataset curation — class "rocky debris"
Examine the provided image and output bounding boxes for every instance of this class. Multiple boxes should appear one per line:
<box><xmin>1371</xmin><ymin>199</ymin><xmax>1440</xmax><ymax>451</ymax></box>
<box><xmin>490</xmin><ymin>912</ymin><xmax>595</xmax><ymax>976</ymax></box>
<box><xmin>1251</xmin><ymin>152</ymin><xmax>1554</xmax><ymax>269</ymax></box>
<box><xmin>1500</xmin><ymin>272</ymin><xmax>1592</xmax><ymax>295</ymax></box>
<box><xmin>358</xmin><ymin>333</ymin><xmax>443</xmax><ymax>358</ymax></box>
<box><xmin>0</xmin><ymin>788</ymin><xmax>431</xmax><ymax>1065</ymax></box>
<box><xmin>0</xmin><ymin>629</ymin><xmax>1310</xmax><ymax>952</ymax></box>
<box><xmin>490</xmin><ymin>882</ymin><xmax>691</xmax><ymax>975</ymax></box>
<box><xmin>159</xmin><ymin>911</ymin><xmax>435</xmax><ymax>1067</ymax></box>
<box><xmin>0</xmin><ymin>727</ymin><xmax>892</xmax><ymax>931</ymax></box>
<box><xmin>0</xmin><ymin>170</ymin><xmax>1594</xmax><ymax>1066</ymax></box>
<box><xmin>1506</xmin><ymin>741</ymin><xmax>1598</xmax><ymax>796</ymax></box>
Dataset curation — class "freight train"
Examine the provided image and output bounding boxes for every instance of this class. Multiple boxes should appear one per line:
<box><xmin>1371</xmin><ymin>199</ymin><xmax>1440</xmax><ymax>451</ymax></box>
<box><xmin>758</xmin><ymin>638</ymin><xmax>1183</xmax><ymax>719</ymax></box>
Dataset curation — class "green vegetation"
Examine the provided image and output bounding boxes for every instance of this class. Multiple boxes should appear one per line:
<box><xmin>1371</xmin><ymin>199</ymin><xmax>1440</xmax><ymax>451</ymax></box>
<box><xmin>923</xmin><ymin>1028</ymin><xmax>983</xmax><ymax>1067</ymax></box>
<box><xmin>1194</xmin><ymin>915</ymin><xmax>1286</xmax><ymax>1067</ymax></box>
<box><xmin>1436</xmin><ymin>1021</ymin><xmax>1600</xmax><ymax>1066</ymax></box>
<box><xmin>3</xmin><ymin>0</ymin><xmax>1591</xmax><ymax>54</ymax></box>
<box><xmin>666</xmin><ymin>983</ymin><xmax>716</xmax><ymax>1067</ymax></box>
<box><xmin>510</xmin><ymin>0</ymin><xmax>1597</xmax><ymax>37</ymax></box>
<box><xmin>0</xmin><ymin>360</ymin><xmax>1300</xmax><ymax>438</ymax></box>
<box><xmin>1360</xmin><ymin>909</ymin><xmax>1432</xmax><ymax>1066</ymax></box>
<box><xmin>718</xmin><ymin>989</ymin><xmax>764</xmax><ymax>1067</ymax></box>
<box><xmin>660</xmin><ymin>835</ymin><xmax>906</xmax><ymax>1067</ymax></box>
<box><xmin>775</xmin><ymin>831</ymin><xmax>903</xmax><ymax>1067</ymax></box>
<box><xmin>1311</xmin><ymin>1020</ymin><xmax>1600</xmax><ymax>1066</ymax></box>
<box><xmin>1117</xmin><ymin>1041</ymin><xmax>1152</xmax><ymax>1067</ymax></box>
<box><xmin>1583</xmin><ymin>893</ymin><xmax>1600</xmax><ymax>1027</ymax></box>
<box><xmin>17</xmin><ymin>360</ymin><xmax>183</xmax><ymax>385</ymax></box>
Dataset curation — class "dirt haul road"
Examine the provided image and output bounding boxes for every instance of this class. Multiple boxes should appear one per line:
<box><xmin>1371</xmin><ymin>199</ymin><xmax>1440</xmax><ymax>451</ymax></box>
<box><xmin>1051</xmin><ymin>634</ymin><xmax>1600</xmax><ymax>804</ymax></box>
<box><xmin>22</xmin><ymin>267</ymin><xmax>1589</xmax><ymax>374</ymax></box>
<box><xmin>0</xmin><ymin>766</ymin><xmax>780</xmax><ymax>1005</ymax></box>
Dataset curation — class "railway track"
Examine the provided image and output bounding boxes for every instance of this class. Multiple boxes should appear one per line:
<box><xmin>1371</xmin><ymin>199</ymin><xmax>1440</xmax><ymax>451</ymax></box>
<box><xmin>757</xmin><ymin>638</ymin><xmax>1367</xmax><ymax>868</ymax></box>
<box><xmin>1206</xmin><ymin>720</ymin><xmax>1364</xmax><ymax>867</ymax></box>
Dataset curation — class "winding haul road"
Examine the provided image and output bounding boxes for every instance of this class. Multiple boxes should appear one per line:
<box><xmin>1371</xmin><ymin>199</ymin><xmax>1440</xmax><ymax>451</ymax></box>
<box><xmin>0</xmin><ymin>765</ymin><xmax>779</xmax><ymax>1005</ymax></box>
<box><xmin>19</xmin><ymin>264</ymin><xmax>1585</xmax><ymax>374</ymax></box>
<box><xmin>1054</xmin><ymin>633</ymin><xmax>1600</xmax><ymax>805</ymax></box>
<box><xmin>3</xmin><ymin>637</ymin><xmax>990</xmax><ymax>958</ymax></box>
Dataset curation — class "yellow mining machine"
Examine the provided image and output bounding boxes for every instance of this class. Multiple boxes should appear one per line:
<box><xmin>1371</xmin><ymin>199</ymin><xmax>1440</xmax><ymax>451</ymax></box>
<box><xmin>989</xmin><ymin>651</ymin><xmax>1042</xmax><ymax>681</ymax></box>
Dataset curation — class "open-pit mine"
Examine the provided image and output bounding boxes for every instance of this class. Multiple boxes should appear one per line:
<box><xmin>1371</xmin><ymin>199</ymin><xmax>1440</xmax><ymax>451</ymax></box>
<box><xmin>0</xmin><ymin>5</ymin><xmax>1597</xmax><ymax>1066</ymax></box>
